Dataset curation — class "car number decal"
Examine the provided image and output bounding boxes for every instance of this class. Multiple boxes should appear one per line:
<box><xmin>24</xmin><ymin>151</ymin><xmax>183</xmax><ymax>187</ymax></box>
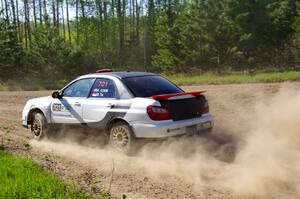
<box><xmin>99</xmin><ymin>81</ymin><xmax>108</xmax><ymax>87</ymax></box>
<box><xmin>52</xmin><ymin>104</ymin><xmax>71</xmax><ymax>112</ymax></box>
<box><xmin>52</xmin><ymin>104</ymin><xmax>61</xmax><ymax>111</ymax></box>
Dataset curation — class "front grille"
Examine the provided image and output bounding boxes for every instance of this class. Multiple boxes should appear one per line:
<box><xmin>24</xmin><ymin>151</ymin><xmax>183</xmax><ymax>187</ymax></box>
<box><xmin>160</xmin><ymin>95</ymin><xmax>206</xmax><ymax>121</ymax></box>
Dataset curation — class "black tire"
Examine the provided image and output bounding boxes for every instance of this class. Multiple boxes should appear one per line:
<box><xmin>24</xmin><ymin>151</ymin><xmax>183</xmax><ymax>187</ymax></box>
<box><xmin>31</xmin><ymin>112</ymin><xmax>49</xmax><ymax>140</ymax></box>
<box><xmin>109</xmin><ymin>122</ymin><xmax>135</xmax><ymax>154</ymax></box>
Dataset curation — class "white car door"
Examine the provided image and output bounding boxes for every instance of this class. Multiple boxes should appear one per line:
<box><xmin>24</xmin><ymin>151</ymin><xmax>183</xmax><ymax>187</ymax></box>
<box><xmin>83</xmin><ymin>78</ymin><xmax>125</xmax><ymax>127</ymax></box>
<box><xmin>51</xmin><ymin>78</ymin><xmax>95</xmax><ymax>124</ymax></box>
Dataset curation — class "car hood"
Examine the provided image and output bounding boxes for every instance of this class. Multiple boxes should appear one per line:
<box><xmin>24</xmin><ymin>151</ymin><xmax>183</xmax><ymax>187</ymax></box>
<box><xmin>28</xmin><ymin>96</ymin><xmax>52</xmax><ymax>103</ymax></box>
<box><xmin>26</xmin><ymin>96</ymin><xmax>53</xmax><ymax>109</ymax></box>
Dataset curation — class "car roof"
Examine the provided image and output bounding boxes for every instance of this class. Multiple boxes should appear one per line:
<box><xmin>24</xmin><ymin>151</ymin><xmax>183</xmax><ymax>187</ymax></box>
<box><xmin>79</xmin><ymin>71</ymin><xmax>156</xmax><ymax>79</ymax></box>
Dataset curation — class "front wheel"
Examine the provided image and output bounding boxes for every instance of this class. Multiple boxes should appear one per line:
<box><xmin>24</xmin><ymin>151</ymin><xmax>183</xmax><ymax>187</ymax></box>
<box><xmin>31</xmin><ymin>112</ymin><xmax>49</xmax><ymax>140</ymax></box>
<box><xmin>109</xmin><ymin>122</ymin><xmax>135</xmax><ymax>154</ymax></box>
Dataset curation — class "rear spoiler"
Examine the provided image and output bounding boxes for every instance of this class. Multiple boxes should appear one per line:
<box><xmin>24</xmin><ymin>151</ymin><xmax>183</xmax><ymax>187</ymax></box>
<box><xmin>152</xmin><ymin>91</ymin><xmax>206</xmax><ymax>100</ymax></box>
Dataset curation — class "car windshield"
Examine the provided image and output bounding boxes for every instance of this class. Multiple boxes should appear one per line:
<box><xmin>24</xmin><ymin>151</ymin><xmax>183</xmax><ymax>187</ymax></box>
<box><xmin>122</xmin><ymin>75</ymin><xmax>183</xmax><ymax>97</ymax></box>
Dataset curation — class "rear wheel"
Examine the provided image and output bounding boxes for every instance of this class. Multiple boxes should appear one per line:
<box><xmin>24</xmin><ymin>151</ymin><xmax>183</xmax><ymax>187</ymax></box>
<box><xmin>31</xmin><ymin>112</ymin><xmax>49</xmax><ymax>140</ymax></box>
<box><xmin>109</xmin><ymin>122</ymin><xmax>135</xmax><ymax>154</ymax></box>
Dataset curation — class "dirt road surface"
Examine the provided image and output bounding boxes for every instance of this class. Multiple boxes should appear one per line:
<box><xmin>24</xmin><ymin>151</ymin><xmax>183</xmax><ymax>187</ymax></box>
<box><xmin>0</xmin><ymin>82</ymin><xmax>299</xmax><ymax>199</ymax></box>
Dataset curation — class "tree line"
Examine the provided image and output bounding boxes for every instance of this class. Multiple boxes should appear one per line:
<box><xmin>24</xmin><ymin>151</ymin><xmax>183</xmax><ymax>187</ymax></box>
<box><xmin>0</xmin><ymin>0</ymin><xmax>299</xmax><ymax>83</ymax></box>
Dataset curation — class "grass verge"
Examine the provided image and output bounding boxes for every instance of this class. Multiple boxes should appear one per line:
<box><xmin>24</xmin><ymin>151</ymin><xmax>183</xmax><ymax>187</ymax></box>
<box><xmin>0</xmin><ymin>71</ymin><xmax>299</xmax><ymax>91</ymax></box>
<box><xmin>167</xmin><ymin>71</ymin><xmax>300</xmax><ymax>86</ymax></box>
<box><xmin>0</xmin><ymin>150</ymin><xmax>88</xmax><ymax>198</ymax></box>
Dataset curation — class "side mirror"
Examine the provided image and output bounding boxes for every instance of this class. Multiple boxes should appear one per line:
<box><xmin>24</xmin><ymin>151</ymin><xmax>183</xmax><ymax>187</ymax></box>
<box><xmin>52</xmin><ymin>91</ymin><xmax>62</xmax><ymax>99</ymax></box>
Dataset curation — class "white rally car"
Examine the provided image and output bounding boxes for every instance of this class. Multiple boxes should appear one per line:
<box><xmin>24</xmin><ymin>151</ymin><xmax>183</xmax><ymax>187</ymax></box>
<box><xmin>22</xmin><ymin>70</ymin><xmax>213</xmax><ymax>152</ymax></box>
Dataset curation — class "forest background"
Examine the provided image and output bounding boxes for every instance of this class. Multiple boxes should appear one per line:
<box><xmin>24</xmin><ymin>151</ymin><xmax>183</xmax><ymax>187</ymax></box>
<box><xmin>0</xmin><ymin>0</ymin><xmax>299</xmax><ymax>89</ymax></box>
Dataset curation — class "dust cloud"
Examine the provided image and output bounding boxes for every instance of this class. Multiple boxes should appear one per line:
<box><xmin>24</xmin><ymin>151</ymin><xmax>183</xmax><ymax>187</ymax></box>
<box><xmin>220</xmin><ymin>87</ymin><xmax>300</xmax><ymax>198</ymax></box>
<box><xmin>30</xmin><ymin>86</ymin><xmax>300</xmax><ymax>198</ymax></box>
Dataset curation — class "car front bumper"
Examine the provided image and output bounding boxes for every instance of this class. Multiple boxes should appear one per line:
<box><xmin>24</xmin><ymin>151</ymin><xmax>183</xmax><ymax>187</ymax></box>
<box><xmin>132</xmin><ymin>114</ymin><xmax>213</xmax><ymax>138</ymax></box>
<box><xmin>22</xmin><ymin>114</ymin><xmax>29</xmax><ymax>128</ymax></box>
<box><xmin>22</xmin><ymin>121</ymin><xmax>29</xmax><ymax>128</ymax></box>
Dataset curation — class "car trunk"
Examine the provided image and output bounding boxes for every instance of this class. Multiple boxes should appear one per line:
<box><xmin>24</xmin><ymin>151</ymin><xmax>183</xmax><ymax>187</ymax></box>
<box><xmin>159</xmin><ymin>95</ymin><xmax>206</xmax><ymax>121</ymax></box>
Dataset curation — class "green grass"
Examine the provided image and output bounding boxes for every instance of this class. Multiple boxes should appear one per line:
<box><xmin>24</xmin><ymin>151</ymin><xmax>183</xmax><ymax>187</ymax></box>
<box><xmin>0</xmin><ymin>80</ymin><xmax>67</xmax><ymax>91</ymax></box>
<box><xmin>0</xmin><ymin>71</ymin><xmax>299</xmax><ymax>91</ymax></box>
<box><xmin>167</xmin><ymin>71</ymin><xmax>300</xmax><ymax>86</ymax></box>
<box><xmin>0</xmin><ymin>150</ymin><xmax>89</xmax><ymax>198</ymax></box>
<box><xmin>0</xmin><ymin>123</ymin><xmax>9</xmax><ymax>130</ymax></box>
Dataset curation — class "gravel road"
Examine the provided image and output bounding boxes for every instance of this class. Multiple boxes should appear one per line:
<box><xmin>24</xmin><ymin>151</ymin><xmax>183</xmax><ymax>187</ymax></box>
<box><xmin>0</xmin><ymin>82</ymin><xmax>299</xmax><ymax>199</ymax></box>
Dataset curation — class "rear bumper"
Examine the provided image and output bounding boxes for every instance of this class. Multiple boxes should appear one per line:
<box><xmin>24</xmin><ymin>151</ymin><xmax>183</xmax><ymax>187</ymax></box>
<box><xmin>132</xmin><ymin>114</ymin><xmax>213</xmax><ymax>138</ymax></box>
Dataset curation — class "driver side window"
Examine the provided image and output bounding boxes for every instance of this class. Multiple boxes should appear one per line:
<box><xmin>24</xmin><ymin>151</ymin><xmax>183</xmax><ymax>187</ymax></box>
<box><xmin>63</xmin><ymin>78</ymin><xmax>95</xmax><ymax>97</ymax></box>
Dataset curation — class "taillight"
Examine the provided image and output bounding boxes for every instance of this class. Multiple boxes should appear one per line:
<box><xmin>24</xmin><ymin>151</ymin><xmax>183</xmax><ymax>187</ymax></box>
<box><xmin>202</xmin><ymin>101</ymin><xmax>209</xmax><ymax>114</ymax></box>
<box><xmin>147</xmin><ymin>105</ymin><xmax>171</xmax><ymax>120</ymax></box>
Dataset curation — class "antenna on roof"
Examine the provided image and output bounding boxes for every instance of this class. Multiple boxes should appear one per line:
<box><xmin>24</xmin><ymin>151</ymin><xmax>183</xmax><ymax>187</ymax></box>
<box><xmin>96</xmin><ymin>68</ymin><xmax>113</xmax><ymax>73</ymax></box>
